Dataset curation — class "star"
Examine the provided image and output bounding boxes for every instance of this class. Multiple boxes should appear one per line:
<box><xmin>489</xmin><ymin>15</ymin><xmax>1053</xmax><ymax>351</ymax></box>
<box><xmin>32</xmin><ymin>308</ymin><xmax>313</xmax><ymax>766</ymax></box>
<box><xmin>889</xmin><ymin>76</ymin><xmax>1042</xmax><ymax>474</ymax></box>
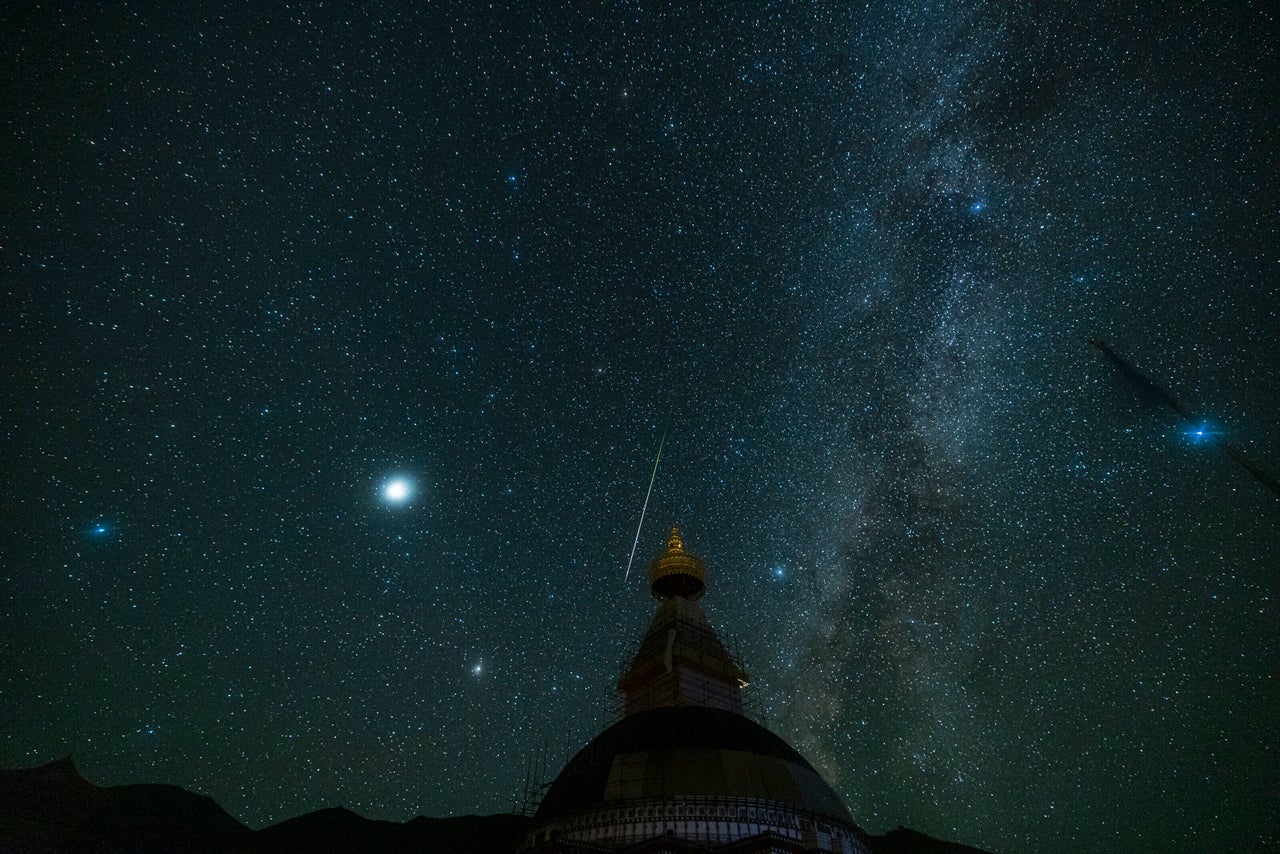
<box><xmin>382</xmin><ymin>477</ymin><xmax>414</xmax><ymax>504</ymax></box>
<box><xmin>1189</xmin><ymin>424</ymin><xmax>1218</xmax><ymax>442</ymax></box>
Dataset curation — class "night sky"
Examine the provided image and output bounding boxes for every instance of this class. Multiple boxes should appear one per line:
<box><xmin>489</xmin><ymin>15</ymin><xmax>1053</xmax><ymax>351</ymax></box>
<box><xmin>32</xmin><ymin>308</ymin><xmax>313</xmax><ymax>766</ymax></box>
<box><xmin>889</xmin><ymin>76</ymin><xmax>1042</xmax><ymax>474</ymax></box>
<box><xmin>3</xmin><ymin>3</ymin><xmax>1277</xmax><ymax>851</ymax></box>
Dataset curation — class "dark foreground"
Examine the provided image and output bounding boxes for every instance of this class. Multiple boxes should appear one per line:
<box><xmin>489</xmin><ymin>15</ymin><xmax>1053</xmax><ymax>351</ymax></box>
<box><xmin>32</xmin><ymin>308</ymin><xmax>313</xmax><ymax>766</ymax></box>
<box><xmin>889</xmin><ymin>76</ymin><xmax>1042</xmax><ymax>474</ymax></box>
<box><xmin>0</xmin><ymin>759</ymin><xmax>993</xmax><ymax>854</ymax></box>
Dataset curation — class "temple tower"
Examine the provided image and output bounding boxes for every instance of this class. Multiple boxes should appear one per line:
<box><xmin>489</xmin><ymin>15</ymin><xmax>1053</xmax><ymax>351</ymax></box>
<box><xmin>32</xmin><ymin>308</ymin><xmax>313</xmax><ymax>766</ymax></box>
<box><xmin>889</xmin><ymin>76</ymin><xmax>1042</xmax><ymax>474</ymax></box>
<box><xmin>520</xmin><ymin>527</ymin><xmax>870</xmax><ymax>853</ymax></box>
<box><xmin>618</xmin><ymin>526</ymin><xmax>749</xmax><ymax>715</ymax></box>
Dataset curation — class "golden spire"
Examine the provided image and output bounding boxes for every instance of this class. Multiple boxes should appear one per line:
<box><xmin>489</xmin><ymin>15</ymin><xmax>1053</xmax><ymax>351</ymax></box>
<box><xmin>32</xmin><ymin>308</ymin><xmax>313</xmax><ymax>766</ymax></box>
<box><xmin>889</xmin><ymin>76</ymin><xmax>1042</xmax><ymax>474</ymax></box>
<box><xmin>667</xmin><ymin>526</ymin><xmax>685</xmax><ymax>553</ymax></box>
<box><xmin>648</xmin><ymin>525</ymin><xmax>707</xmax><ymax>600</ymax></box>
<box><xmin>620</xmin><ymin>525</ymin><xmax>748</xmax><ymax>716</ymax></box>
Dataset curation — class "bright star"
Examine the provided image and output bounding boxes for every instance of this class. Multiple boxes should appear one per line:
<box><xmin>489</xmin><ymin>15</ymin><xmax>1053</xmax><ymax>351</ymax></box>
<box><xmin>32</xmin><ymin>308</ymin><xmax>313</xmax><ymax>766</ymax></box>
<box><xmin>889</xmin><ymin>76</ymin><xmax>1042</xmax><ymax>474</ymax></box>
<box><xmin>382</xmin><ymin>477</ymin><xmax>413</xmax><ymax>504</ymax></box>
<box><xmin>1189</xmin><ymin>424</ymin><xmax>1217</xmax><ymax>442</ymax></box>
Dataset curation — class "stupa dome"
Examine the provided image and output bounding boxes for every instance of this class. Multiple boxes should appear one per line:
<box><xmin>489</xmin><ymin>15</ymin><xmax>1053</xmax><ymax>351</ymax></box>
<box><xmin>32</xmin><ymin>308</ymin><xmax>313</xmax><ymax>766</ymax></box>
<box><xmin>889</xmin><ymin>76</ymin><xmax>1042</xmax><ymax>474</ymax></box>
<box><xmin>534</xmin><ymin>706</ymin><xmax>854</xmax><ymax>825</ymax></box>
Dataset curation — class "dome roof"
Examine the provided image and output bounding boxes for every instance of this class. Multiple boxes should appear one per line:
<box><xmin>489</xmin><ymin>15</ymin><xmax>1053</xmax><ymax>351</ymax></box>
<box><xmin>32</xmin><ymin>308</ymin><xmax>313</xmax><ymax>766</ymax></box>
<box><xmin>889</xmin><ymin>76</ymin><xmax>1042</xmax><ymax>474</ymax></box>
<box><xmin>534</xmin><ymin>706</ymin><xmax>854</xmax><ymax>826</ymax></box>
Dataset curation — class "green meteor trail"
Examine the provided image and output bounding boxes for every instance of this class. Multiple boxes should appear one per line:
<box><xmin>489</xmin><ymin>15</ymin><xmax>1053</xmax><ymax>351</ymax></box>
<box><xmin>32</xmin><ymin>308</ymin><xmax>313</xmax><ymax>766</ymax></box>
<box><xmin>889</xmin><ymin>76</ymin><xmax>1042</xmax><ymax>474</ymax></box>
<box><xmin>624</xmin><ymin>428</ymin><xmax>666</xmax><ymax>584</ymax></box>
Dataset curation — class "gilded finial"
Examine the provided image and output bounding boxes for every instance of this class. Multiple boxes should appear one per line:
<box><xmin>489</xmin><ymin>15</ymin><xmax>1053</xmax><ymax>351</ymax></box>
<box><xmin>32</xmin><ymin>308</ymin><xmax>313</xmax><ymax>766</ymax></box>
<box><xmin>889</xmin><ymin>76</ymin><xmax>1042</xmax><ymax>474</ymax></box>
<box><xmin>649</xmin><ymin>524</ymin><xmax>706</xmax><ymax>601</ymax></box>
<box><xmin>666</xmin><ymin>526</ymin><xmax>684</xmax><ymax>553</ymax></box>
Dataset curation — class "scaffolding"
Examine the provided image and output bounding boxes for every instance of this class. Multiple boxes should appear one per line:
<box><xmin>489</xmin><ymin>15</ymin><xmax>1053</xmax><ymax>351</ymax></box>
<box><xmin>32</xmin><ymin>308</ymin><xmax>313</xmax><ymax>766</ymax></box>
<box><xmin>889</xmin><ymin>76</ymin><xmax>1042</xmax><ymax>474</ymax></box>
<box><xmin>518</xmin><ymin>631</ymin><xmax>764</xmax><ymax>819</ymax></box>
<box><xmin>610</xmin><ymin>601</ymin><xmax>764</xmax><ymax>727</ymax></box>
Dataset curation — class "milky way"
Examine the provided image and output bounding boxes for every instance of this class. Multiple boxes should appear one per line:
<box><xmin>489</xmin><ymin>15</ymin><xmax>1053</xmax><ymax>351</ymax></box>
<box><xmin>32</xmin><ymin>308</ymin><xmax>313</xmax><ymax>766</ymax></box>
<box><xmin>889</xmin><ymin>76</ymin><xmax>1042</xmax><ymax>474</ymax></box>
<box><xmin>3</xmin><ymin>4</ymin><xmax>1276</xmax><ymax>851</ymax></box>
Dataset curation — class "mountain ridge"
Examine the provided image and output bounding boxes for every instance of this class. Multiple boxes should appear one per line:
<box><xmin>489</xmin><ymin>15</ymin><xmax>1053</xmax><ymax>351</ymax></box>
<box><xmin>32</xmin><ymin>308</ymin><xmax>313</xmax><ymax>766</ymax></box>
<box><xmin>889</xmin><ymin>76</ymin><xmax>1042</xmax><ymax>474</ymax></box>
<box><xmin>0</xmin><ymin>758</ymin><xmax>994</xmax><ymax>853</ymax></box>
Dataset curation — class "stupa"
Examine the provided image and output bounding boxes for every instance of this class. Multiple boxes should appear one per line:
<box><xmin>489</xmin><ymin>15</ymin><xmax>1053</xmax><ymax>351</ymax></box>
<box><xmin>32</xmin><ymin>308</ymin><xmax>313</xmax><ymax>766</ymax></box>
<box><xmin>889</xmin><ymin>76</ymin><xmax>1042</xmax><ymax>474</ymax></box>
<box><xmin>520</xmin><ymin>527</ymin><xmax>870</xmax><ymax>853</ymax></box>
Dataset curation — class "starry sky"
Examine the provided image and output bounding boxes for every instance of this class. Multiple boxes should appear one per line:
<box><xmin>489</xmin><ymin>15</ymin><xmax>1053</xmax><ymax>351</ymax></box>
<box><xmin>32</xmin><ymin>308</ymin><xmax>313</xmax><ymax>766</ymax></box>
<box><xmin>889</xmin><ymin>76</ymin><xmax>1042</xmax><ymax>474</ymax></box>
<box><xmin>3</xmin><ymin>3</ymin><xmax>1276</xmax><ymax>851</ymax></box>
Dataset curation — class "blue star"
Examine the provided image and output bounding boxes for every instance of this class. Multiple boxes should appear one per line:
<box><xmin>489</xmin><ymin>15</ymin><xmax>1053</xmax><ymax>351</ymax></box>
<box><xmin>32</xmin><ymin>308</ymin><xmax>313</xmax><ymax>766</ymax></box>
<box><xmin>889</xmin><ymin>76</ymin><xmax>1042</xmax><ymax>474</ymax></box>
<box><xmin>1189</xmin><ymin>424</ymin><xmax>1217</xmax><ymax>442</ymax></box>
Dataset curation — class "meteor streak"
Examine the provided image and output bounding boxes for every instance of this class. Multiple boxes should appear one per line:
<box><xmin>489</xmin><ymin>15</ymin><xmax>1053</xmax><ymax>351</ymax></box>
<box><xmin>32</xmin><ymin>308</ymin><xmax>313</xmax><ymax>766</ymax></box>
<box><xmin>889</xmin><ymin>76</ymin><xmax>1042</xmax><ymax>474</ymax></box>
<box><xmin>624</xmin><ymin>428</ymin><xmax>667</xmax><ymax>583</ymax></box>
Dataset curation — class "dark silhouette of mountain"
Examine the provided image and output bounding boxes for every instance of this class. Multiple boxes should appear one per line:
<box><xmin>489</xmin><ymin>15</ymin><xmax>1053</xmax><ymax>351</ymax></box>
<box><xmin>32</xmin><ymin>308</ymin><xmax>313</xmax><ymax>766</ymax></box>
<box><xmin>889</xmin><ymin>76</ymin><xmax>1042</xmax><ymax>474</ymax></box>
<box><xmin>257</xmin><ymin>806</ymin><xmax>532</xmax><ymax>853</ymax></box>
<box><xmin>0</xmin><ymin>759</ymin><xmax>995</xmax><ymax>854</ymax></box>
<box><xmin>0</xmin><ymin>758</ymin><xmax>259</xmax><ymax>852</ymax></box>
<box><xmin>0</xmin><ymin>759</ymin><xmax>530</xmax><ymax>853</ymax></box>
<box><xmin>871</xmin><ymin>826</ymin><xmax>997</xmax><ymax>854</ymax></box>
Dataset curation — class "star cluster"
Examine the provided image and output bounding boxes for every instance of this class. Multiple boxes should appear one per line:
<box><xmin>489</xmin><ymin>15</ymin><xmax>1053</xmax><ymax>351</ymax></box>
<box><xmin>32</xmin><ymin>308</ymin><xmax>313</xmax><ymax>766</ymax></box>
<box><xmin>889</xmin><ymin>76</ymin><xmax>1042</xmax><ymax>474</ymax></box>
<box><xmin>3</xmin><ymin>3</ymin><xmax>1276</xmax><ymax>851</ymax></box>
